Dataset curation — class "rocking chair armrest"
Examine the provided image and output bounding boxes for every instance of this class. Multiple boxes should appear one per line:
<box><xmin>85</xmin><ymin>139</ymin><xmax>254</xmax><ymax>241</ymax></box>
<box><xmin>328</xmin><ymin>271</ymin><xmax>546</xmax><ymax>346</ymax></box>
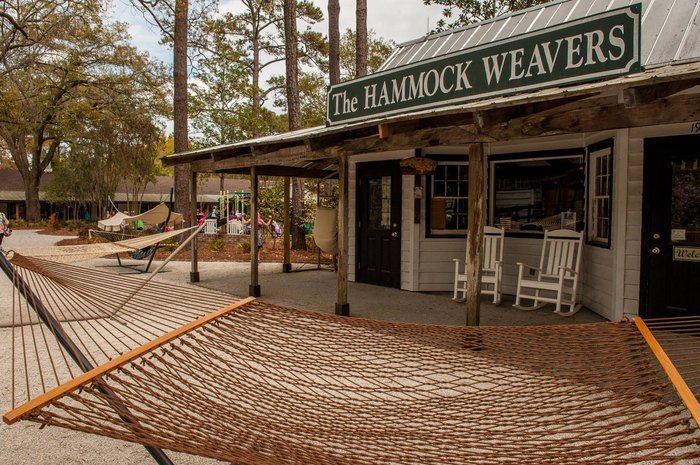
<box><xmin>557</xmin><ymin>266</ymin><xmax>578</xmax><ymax>275</ymax></box>
<box><xmin>516</xmin><ymin>262</ymin><xmax>540</xmax><ymax>272</ymax></box>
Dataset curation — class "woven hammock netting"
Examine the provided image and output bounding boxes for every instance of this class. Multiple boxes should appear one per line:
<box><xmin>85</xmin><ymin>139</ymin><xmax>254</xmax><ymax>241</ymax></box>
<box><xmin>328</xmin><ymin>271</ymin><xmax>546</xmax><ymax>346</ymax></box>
<box><xmin>2</xmin><ymin>254</ymin><xmax>700</xmax><ymax>464</ymax></box>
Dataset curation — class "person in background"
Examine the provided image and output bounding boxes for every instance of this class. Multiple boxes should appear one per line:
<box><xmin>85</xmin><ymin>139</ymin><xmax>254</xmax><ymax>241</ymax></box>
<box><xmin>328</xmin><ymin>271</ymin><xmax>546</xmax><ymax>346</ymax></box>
<box><xmin>255</xmin><ymin>212</ymin><xmax>272</xmax><ymax>261</ymax></box>
<box><xmin>0</xmin><ymin>211</ymin><xmax>10</xmax><ymax>248</ymax></box>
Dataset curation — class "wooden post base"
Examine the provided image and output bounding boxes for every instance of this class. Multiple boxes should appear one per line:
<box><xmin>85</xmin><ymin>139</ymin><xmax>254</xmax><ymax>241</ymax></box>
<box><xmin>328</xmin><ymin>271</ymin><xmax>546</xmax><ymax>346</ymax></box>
<box><xmin>189</xmin><ymin>272</ymin><xmax>200</xmax><ymax>283</ymax></box>
<box><xmin>249</xmin><ymin>284</ymin><xmax>261</xmax><ymax>297</ymax></box>
<box><xmin>282</xmin><ymin>263</ymin><xmax>292</xmax><ymax>273</ymax></box>
<box><xmin>335</xmin><ymin>303</ymin><xmax>349</xmax><ymax>316</ymax></box>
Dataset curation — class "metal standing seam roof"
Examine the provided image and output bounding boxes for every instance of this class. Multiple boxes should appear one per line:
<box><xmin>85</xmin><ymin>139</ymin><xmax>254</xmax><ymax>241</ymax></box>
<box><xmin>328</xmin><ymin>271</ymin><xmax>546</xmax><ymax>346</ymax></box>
<box><xmin>379</xmin><ymin>0</ymin><xmax>700</xmax><ymax>72</ymax></box>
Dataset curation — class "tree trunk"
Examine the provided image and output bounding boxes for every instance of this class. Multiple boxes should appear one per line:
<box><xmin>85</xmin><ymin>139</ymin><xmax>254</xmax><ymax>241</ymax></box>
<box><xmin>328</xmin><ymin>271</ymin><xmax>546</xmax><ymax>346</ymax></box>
<box><xmin>283</xmin><ymin>0</ymin><xmax>301</xmax><ymax>130</ymax></box>
<box><xmin>292</xmin><ymin>178</ymin><xmax>306</xmax><ymax>250</ymax></box>
<box><xmin>173</xmin><ymin>0</ymin><xmax>190</xmax><ymax>221</ymax></box>
<box><xmin>356</xmin><ymin>0</ymin><xmax>368</xmax><ymax>77</ymax></box>
<box><xmin>284</xmin><ymin>0</ymin><xmax>306</xmax><ymax>250</ymax></box>
<box><xmin>24</xmin><ymin>175</ymin><xmax>41</xmax><ymax>222</ymax></box>
<box><xmin>328</xmin><ymin>0</ymin><xmax>341</xmax><ymax>85</ymax></box>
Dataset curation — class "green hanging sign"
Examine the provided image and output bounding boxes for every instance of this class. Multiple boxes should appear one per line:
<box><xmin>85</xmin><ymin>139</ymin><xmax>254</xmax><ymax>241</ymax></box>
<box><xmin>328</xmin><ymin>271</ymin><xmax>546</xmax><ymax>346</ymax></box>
<box><xmin>326</xmin><ymin>4</ymin><xmax>641</xmax><ymax>126</ymax></box>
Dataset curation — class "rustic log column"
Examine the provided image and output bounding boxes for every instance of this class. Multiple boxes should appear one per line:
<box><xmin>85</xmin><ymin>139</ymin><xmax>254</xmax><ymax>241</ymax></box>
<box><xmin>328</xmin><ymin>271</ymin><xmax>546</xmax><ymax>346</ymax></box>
<box><xmin>283</xmin><ymin>176</ymin><xmax>291</xmax><ymax>273</ymax></box>
<box><xmin>189</xmin><ymin>168</ymin><xmax>199</xmax><ymax>283</ymax></box>
<box><xmin>249</xmin><ymin>166</ymin><xmax>261</xmax><ymax>297</ymax></box>
<box><xmin>335</xmin><ymin>154</ymin><xmax>350</xmax><ymax>316</ymax></box>
<box><xmin>466</xmin><ymin>143</ymin><xmax>485</xmax><ymax>326</ymax></box>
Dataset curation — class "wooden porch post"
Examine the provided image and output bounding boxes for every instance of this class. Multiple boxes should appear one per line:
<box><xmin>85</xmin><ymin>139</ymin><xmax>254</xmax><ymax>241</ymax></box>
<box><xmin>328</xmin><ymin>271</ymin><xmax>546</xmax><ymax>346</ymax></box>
<box><xmin>282</xmin><ymin>176</ymin><xmax>291</xmax><ymax>273</ymax></box>
<box><xmin>466</xmin><ymin>143</ymin><xmax>485</xmax><ymax>326</ymax></box>
<box><xmin>249</xmin><ymin>166</ymin><xmax>261</xmax><ymax>297</ymax></box>
<box><xmin>189</xmin><ymin>168</ymin><xmax>199</xmax><ymax>283</ymax></box>
<box><xmin>335</xmin><ymin>154</ymin><xmax>350</xmax><ymax>316</ymax></box>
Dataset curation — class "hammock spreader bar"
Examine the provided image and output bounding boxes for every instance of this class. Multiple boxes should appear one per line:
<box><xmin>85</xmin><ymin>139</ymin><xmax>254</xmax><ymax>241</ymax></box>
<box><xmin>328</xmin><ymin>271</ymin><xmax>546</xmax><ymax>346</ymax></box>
<box><xmin>634</xmin><ymin>317</ymin><xmax>700</xmax><ymax>426</ymax></box>
<box><xmin>3</xmin><ymin>297</ymin><xmax>255</xmax><ymax>425</ymax></box>
<box><xmin>0</xmin><ymin>252</ymin><xmax>176</xmax><ymax>465</ymax></box>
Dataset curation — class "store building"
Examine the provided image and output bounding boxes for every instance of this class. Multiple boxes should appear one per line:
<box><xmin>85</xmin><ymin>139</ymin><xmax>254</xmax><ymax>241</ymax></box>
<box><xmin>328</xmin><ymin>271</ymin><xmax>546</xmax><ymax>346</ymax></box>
<box><xmin>164</xmin><ymin>0</ymin><xmax>700</xmax><ymax>321</ymax></box>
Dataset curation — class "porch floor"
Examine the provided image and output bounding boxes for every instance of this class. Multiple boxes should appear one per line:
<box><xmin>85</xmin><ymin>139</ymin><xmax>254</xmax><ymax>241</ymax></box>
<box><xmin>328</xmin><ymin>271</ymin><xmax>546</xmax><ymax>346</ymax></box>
<box><xmin>127</xmin><ymin>259</ymin><xmax>607</xmax><ymax>326</ymax></box>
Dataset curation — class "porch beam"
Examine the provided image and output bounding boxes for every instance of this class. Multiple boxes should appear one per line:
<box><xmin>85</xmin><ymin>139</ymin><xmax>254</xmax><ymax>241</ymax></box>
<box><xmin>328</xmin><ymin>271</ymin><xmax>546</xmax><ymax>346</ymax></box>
<box><xmin>218</xmin><ymin>165</ymin><xmax>338</xmax><ymax>179</ymax></box>
<box><xmin>191</xmin><ymin>148</ymin><xmax>332</xmax><ymax>172</ymax></box>
<box><xmin>622</xmin><ymin>78</ymin><xmax>700</xmax><ymax>108</ymax></box>
<box><xmin>472</xmin><ymin>95</ymin><xmax>593</xmax><ymax>130</ymax></box>
<box><xmin>483</xmin><ymin>92</ymin><xmax>700</xmax><ymax>138</ymax></box>
<box><xmin>466</xmin><ymin>143</ymin><xmax>485</xmax><ymax>327</ymax></box>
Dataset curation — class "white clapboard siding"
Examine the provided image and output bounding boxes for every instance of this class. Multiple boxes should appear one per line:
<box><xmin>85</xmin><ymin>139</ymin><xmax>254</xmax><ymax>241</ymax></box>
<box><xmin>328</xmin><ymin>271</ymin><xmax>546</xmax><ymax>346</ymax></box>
<box><xmin>581</xmin><ymin>244</ymin><xmax>614</xmax><ymax>319</ymax></box>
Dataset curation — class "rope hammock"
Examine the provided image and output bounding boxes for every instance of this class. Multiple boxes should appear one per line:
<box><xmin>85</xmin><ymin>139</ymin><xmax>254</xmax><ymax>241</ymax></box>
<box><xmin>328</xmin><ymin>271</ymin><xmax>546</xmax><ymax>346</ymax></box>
<box><xmin>8</xmin><ymin>226</ymin><xmax>198</xmax><ymax>264</ymax></box>
<box><xmin>2</xmin><ymin>254</ymin><xmax>700</xmax><ymax>464</ymax></box>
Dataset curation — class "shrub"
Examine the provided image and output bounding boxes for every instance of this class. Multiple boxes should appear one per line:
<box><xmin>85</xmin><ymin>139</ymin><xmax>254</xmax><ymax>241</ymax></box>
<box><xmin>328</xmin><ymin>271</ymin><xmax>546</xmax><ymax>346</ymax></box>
<box><xmin>239</xmin><ymin>238</ymin><xmax>251</xmax><ymax>253</ymax></box>
<box><xmin>209</xmin><ymin>237</ymin><xmax>227</xmax><ymax>252</ymax></box>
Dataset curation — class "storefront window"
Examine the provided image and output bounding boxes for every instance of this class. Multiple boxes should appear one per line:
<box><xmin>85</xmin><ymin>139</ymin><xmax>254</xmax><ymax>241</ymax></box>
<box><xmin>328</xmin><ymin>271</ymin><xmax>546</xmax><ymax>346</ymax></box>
<box><xmin>587</xmin><ymin>140</ymin><xmax>614</xmax><ymax>247</ymax></box>
<box><xmin>490</xmin><ymin>151</ymin><xmax>585</xmax><ymax>234</ymax></box>
<box><xmin>427</xmin><ymin>162</ymin><xmax>468</xmax><ymax>236</ymax></box>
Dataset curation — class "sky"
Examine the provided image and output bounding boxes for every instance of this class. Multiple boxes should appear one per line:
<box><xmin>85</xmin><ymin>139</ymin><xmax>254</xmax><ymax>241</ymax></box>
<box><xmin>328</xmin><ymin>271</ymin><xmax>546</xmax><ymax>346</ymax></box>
<box><xmin>111</xmin><ymin>0</ymin><xmax>448</xmax><ymax>66</ymax></box>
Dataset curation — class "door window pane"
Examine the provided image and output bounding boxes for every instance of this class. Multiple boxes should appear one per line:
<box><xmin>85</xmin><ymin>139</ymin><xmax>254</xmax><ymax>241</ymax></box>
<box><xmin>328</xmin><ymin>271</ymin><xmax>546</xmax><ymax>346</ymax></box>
<box><xmin>671</xmin><ymin>157</ymin><xmax>700</xmax><ymax>243</ymax></box>
<box><xmin>368</xmin><ymin>176</ymin><xmax>391</xmax><ymax>230</ymax></box>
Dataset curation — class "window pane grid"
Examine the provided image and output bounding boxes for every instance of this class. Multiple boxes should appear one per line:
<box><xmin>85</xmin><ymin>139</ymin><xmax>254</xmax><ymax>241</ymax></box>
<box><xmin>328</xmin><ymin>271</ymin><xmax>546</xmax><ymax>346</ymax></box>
<box><xmin>588</xmin><ymin>149</ymin><xmax>612</xmax><ymax>245</ymax></box>
<box><xmin>430</xmin><ymin>162</ymin><xmax>468</xmax><ymax>234</ymax></box>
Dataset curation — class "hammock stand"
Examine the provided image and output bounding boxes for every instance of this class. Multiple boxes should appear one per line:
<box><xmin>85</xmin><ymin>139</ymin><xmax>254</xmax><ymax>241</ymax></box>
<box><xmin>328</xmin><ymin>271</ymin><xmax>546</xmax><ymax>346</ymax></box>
<box><xmin>0</xmin><ymin>252</ymin><xmax>175</xmax><ymax>465</ymax></box>
<box><xmin>97</xmin><ymin>191</ymin><xmax>179</xmax><ymax>273</ymax></box>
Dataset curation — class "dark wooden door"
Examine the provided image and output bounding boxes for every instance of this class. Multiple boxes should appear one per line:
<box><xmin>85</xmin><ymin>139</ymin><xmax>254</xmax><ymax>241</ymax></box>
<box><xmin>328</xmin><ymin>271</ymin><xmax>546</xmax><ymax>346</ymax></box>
<box><xmin>357</xmin><ymin>161</ymin><xmax>401</xmax><ymax>288</ymax></box>
<box><xmin>641</xmin><ymin>135</ymin><xmax>700</xmax><ymax>318</ymax></box>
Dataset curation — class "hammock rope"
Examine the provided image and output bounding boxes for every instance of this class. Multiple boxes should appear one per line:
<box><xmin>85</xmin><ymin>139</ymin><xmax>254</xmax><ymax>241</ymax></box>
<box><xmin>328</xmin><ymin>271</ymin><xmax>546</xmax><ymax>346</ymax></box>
<box><xmin>7</xmin><ymin>226</ymin><xmax>198</xmax><ymax>264</ymax></box>
<box><xmin>2</xmin><ymin>255</ymin><xmax>700</xmax><ymax>465</ymax></box>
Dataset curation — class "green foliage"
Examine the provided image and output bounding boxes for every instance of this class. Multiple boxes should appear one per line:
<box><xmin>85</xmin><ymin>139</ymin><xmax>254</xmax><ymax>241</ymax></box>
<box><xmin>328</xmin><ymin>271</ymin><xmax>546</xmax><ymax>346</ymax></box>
<box><xmin>338</xmin><ymin>29</ymin><xmax>395</xmax><ymax>81</ymax></box>
<box><xmin>272</xmin><ymin>29</ymin><xmax>394</xmax><ymax>129</ymax></box>
<box><xmin>0</xmin><ymin>1</ymin><xmax>169</xmax><ymax>220</ymax></box>
<box><xmin>423</xmin><ymin>0</ymin><xmax>550</xmax><ymax>32</ymax></box>
<box><xmin>209</xmin><ymin>237</ymin><xmax>228</xmax><ymax>252</ymax></box>
<box><xmin>257</xmin><ymin>178</ymin><xmax>338</xmax><ymax>227</ymax></box>
<box><xmin>239</xmin><ymin>238</ymin><xmax>252</xmax><ymax>253</ymax></box>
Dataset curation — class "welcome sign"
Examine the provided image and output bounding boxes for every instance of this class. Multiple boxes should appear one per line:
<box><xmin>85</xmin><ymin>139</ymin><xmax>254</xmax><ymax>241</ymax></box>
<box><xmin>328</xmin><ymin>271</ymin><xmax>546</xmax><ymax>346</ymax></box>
<box><xmin>326</xmin><ymin>4</ymin><xmax>641</xmax><ymax>126</ymax></box>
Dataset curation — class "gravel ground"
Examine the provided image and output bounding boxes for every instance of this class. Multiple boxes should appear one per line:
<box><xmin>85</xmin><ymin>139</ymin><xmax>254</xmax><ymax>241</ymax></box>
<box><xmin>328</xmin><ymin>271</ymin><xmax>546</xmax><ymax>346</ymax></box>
<box><xmin>0</xmin><ymin>230</ymin><xmax>224</xmax><ymax>465</ymax></box>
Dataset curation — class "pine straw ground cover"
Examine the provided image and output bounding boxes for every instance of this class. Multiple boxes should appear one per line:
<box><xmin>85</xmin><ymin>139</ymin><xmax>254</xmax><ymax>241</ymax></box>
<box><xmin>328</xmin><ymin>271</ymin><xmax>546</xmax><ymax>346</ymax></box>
<box><xmin>37</xmin><ymin>227</ymin><xmax>334</xmax><ymax>263</ymax></box>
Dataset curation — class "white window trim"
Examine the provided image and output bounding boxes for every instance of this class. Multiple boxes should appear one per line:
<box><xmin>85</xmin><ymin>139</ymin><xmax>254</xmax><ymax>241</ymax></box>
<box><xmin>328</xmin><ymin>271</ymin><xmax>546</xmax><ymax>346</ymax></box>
<box><xmin>488</xmin><ymin>152</ymin><xmax>585</xmax><ymax>234</ymax></box>
<box><xmin>588</xmin><ymin>146</ymin><xmax>613</xmax><ymax>247</ymax></box>
<box><xmin>429</xmin><ymin>161</ymin><xmax>469</xmax><ymax>236</ymax></box>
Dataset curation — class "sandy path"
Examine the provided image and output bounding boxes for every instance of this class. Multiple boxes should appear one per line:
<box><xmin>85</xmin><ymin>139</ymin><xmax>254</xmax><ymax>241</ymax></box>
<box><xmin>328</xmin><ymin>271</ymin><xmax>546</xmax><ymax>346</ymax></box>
<box><xmin>0</xmin><ymin>230</ymin><xmax>224</xmax><ymax>465</ymax></box>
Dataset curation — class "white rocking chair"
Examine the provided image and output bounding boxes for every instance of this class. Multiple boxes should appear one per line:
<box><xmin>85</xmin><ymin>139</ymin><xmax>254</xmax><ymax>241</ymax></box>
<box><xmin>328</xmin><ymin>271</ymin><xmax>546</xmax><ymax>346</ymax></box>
<box><xmin>513</xmin><ymin>228</ymin><xmax>583</xmax><ymax>316</ymax></box>
<box><xmin>453</xmin><ymin>226</ymin><xmax>505</xmax><ymax>305</ymax></box>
